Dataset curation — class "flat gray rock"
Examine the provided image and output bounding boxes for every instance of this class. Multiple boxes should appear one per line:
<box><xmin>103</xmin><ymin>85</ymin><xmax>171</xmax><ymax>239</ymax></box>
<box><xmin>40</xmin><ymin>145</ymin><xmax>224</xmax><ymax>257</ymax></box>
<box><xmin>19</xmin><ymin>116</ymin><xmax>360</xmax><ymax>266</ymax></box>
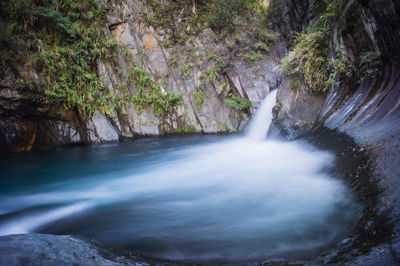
<box><xmin>0</xmin><ymin>234</ymin><xmax>149</xmax><ymax>266</ymax></box>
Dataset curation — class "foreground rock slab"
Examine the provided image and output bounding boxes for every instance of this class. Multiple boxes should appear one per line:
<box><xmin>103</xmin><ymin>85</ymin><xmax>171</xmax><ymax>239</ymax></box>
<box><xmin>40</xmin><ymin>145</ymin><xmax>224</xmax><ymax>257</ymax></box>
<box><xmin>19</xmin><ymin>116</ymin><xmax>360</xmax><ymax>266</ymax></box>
<box><xmin>0</xmin><ymin>233</ymin><xmax>398</xmax><ymax>265</ymax></box>
<box><xmin>0</xmin><ymin>233</ymin><xmax>148</xmax><ymax>266</ymax></box>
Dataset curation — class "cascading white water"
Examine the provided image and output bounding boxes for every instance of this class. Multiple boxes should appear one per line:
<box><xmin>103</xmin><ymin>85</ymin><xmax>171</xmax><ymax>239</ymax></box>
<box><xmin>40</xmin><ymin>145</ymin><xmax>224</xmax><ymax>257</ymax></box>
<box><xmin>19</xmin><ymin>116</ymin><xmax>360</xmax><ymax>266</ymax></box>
<box><xmin>246</xmin><ymin>89</ymin><xmax>278</xmax><ymax>140</ymax></box>
<box><xmin>0</xmin><ymin>90</ymin><xmax>358</xmax><ymax>261</ymax></box>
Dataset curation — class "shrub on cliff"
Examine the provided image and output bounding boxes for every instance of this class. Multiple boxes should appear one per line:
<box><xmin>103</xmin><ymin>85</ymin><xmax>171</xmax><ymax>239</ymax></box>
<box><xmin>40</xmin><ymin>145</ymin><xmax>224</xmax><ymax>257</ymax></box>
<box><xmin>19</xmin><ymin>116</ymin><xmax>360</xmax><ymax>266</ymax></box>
<box><xmin>281</xmin><ymin>30</ymin><xmax>330</xmax><ymax>94</ymax></box>
<box><xmin>207</xmin><ymin>0</ymin><xmax>267</xmax><ymax>30</ymax></box>
<box><xmin>0</xmin><ymin>0</ymin><xmax>115</xmax><ymax>116</ymax></box>
<box><xmin>281</xmin><ymin>0</ymin><xmax>383</xmax><ymax>94</ymax></box>
<box><xmin>281</xmin><ymin>0</ymin><xmax>335</xmax><ymax>94</ymax></box>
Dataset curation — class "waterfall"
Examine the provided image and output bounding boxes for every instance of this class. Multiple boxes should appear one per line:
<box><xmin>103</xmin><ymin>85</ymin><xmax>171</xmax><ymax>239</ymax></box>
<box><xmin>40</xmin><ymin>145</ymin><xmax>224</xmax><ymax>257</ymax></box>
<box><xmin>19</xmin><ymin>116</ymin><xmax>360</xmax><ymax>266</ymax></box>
<box><xmin>246</xmin><ymin>89</ymin><xmax>278</xmax><ymax>141</ymax></box>
<box><xmin>0</xmin><ymin>88</ymin><xmax>357</xmax><ymax>261</ymax></box>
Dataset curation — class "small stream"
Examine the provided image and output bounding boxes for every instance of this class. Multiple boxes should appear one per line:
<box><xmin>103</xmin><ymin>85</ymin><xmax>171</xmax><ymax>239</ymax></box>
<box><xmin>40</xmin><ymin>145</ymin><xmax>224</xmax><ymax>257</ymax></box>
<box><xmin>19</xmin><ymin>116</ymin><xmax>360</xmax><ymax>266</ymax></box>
<box><xmin>0</xmin><ymin>91</ymin><xmax>360</xmax><ymax>262</ymax></box>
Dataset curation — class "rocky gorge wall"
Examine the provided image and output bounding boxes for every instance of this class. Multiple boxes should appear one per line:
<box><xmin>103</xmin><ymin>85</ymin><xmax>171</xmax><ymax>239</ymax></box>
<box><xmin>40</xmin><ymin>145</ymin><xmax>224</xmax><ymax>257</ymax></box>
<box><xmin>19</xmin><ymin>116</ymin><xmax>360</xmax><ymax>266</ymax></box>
<box><xmin>0</xmin><ymin>0</ymin><xmax>400</xmax><ymax>264</ymax></box>
<box><xmin>272</xmin><ymin>0</ymin><xmax>400</xmax><ymax>262</ymax></box>
<box><xmin>0</xmin><ymin>0</ymin><xmax>283</xmax><ymax>152</ymax></box>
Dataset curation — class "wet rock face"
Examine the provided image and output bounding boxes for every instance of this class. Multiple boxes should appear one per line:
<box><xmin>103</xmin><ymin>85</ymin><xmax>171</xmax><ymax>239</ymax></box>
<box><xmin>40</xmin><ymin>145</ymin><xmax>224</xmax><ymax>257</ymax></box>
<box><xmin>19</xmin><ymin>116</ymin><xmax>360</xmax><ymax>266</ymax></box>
<box><xmin>0</xmin><ymin>234</ymin><xmax>149</xmax><ymax>266</ymax></box>
<box><xmin>267</xmin><ymin>0</ymin><xmax>309</xmax><ymax>39</ymax></box>
<box><xmin>367</xmin><ymin>0</ymin><xmax>400</xmax><ymax>62</ymax></box>
<box><xmin>0</xmin><ymin>0</ymin><xmax>284</xmax><ymax>152</ymax></box>
<box><xmin>89</xmin><ymin>111</ymin><xmax>120</xmax><ymax>143</ymax></box>
<box><xmin>98</xmin><ymin>0</ymin><xmax>284</xmax><ymax>138</ymax></box>
<box><xmin>272</xmin><ymin>0</ymin><xmax>400</xmax><ymax>145</ymax></box>
<box><xmin>271</xmin><ymin>0</ymin><xmax>400</xmax><ymax>262</ymax></box>
<box><xmin>0</xmin><ymin>62</ymin><xmax>83</xmax><ymax>152</ymax></box>
<box><xmin>321</xmin><ymin>65</ymin><xmax>400</xmax><ymax>260</ymax></box>
<box><xmin>273</xmin><ymin>77</ymin><xmax>325</xmax><ymax>138</ymax></box>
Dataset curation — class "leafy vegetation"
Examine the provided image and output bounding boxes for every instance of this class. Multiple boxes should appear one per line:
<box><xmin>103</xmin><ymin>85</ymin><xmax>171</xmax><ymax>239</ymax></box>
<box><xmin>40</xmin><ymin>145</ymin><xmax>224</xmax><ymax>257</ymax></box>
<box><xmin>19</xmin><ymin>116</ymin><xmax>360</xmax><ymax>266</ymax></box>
<box><xmin>257</xmin><ymin>31</ymin><xmax>279</xmax><ymax>43</ymax></box>
<box><xmin>175</xmin><ymin>126</ymin><xmax>197</xmax><ymax>133</ymax></box>
<box><xmin>146</xmin><ymin>0</ymin><xmax>268</xmax><ymax>44</ymax></box>
<box><xmin>127</xmin><ymin>66</ymin><xmax>182</xmax><ymax>116</ymax></box>
<box><xmin>281</xmin><ymin>30</ymin><xmax>330</xmax><ymax>94</ymax></box>
<box><xmin>146</xmin><ymin>0</ymin><xmax>209</xmax><ymax>43</ymax></box>
<box><xmin>239</xmin><ymin>49</ymin><xmax>264</xmax><ymax>64</ymax></box>
<box><xmin>326</xmin><ymin>54</ymin><xmax>356</xmax><ymax>87</ymax></box>
<box><xmin>205</xmin><ymin>66</ymin><xmax>220</xmax><ymax>82</ymax></box>
<box><xmin>280</xmin><ymin>0</ymin><xmax>336</xmax><ymax>94</ymax></box>
<box><xmin>207</xmin><ymin>0</ymin><xmax>245</xmax><ymax>30</ymax></box>
<box><xmin>359</xmin><ymin>52</ymin><xmax>382</xmax><ymax>78</ymax></box>
<box><xmin>281</xmin><ymin>0</ymin><xmax>382</xmax><ymax>94</ymax></box>
<box><xmin>169</xmin><ymin>93</ymin><xmax>183</xmax><ymax>106</ymax></box>
<box><xmin>224</xmin><ymin>95</ymin><xmax>252</xmax><ymax>111</ymax></box>
<box><xmin>0</xmin><ymin>0</ymin><xmax>187</xmax><ymax>118</ymax></box>
<box><xmin>194</xmin><ymin>85</ymin><xmax>204</xmax><ymax>110</ymax></box>
<box><xmin>180</xmin><ymin>62</ymin><xmax>193</xmax><ymax>77</ymax></box>
<box><xmin>0</xmin><ymin>0</ymin><xmax>113</xmax><ymax>116</ymax></box>
<box><xmin>222</xmin><ymin>83</ymin><xmax>251</xmax><ymax>111</ymax></box>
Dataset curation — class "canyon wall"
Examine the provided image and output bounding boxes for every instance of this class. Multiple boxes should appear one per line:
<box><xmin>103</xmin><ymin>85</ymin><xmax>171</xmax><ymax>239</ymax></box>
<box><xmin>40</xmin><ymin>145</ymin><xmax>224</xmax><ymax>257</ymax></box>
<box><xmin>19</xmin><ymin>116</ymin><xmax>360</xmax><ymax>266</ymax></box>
<box><xmin>0</xmin><ymin>0</ymin><xmax>283</xmax><ymax>152</ymax></box>
<box><xmin>271</xmin><ymin>0</ymin><xmax>400</xmax><ymax>261</ymax></box>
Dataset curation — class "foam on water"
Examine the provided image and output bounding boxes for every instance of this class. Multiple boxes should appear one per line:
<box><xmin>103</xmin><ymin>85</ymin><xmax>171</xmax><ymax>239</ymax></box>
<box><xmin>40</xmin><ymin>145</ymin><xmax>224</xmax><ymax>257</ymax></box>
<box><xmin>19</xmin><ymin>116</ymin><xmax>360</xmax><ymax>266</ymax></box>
<box><xmin>0</xmin><ymin>90</ymin><xmax>358</xmax><ymax>261</ymax></box>
<box><xmin>0</xmin><ymin>202</ymin><xmax>91</xmax><ymax>235</ymax></box>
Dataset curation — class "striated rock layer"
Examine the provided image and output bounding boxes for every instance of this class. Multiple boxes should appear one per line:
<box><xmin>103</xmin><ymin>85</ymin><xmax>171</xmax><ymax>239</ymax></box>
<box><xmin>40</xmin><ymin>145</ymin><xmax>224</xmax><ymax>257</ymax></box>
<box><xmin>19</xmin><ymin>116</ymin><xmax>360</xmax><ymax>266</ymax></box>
<box><xmin>272</xmin><ymin>0</ymin><xmax>400</xmax><ymax>263</ymax></box>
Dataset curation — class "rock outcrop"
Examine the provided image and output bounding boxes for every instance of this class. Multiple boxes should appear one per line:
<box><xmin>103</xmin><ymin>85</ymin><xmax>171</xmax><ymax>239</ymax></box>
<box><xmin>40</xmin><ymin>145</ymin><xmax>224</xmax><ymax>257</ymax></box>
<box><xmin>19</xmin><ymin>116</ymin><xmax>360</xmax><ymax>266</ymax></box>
<box><xmin>272</xmin><ymin>0</ymin><xmax>400</xmax><ymax>262</ymax></box>
<box><xmin>0</xmin><ymin>233</ymin><xmax>150</xmax><ymax>265</ymax></box>
<box><xmin>0</xmin><ymin>0</ymin><xmax>283</xmax><ymax>152</ymax></box>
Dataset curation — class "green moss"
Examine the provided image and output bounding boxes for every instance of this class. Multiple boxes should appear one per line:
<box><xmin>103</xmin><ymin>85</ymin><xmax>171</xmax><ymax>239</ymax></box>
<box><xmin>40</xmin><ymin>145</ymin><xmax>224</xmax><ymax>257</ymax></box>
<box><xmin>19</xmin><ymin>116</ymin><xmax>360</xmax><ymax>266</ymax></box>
<box><xmin>326</xmin><ymin>54</ymin><xmax>356</xmax><ymax>87</ymax></box>
<box><xmin>119</xmin><ymin>45</ymin><xmax>131</xmax><ymax>62</ymax></box>
<box><xmin>215</xmin><ymin>121</ymin><xmax>228</xmax><ymax>132</ymax></box>
<box><xmin>176</xmin><ymin>126</ymin><xmax>197</xmax><ymax>133</ymax></box>
<box><xmin>251</xmin><ymin>67</ymin><xmax>259</xmax><ymax>75</ymax></box>
<box><xmin>115</xmin><ymin>66</ymin><xmax>122</xmax><ymax>75</ymax></box>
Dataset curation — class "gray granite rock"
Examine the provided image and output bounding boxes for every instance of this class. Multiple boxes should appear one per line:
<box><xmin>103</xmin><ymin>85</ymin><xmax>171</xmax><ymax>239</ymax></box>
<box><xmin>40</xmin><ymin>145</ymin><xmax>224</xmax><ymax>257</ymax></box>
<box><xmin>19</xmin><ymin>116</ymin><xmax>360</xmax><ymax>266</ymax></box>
<box><xmin>0</xmin><ymin>234</ymin><xmax>149</xmax><ymax>266</ymax></box>
<box><xmin>91</xmin><ymin>111</ymin><xmax>120</xmax><ymax>142</ymax></box>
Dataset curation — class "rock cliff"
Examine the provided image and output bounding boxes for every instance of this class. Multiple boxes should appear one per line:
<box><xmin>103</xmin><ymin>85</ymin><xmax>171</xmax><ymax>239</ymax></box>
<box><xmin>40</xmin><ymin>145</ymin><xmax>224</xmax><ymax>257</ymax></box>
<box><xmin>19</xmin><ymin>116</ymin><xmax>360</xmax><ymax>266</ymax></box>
<box><xmin>0</xmin><ymin>0</ymin><xmax>283</xmax><ymax>152</ymax></box>
<box><xmin>271</xmin><ymin>0</ymin><xmax>400</xmax><ymax>262</ymax></box>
